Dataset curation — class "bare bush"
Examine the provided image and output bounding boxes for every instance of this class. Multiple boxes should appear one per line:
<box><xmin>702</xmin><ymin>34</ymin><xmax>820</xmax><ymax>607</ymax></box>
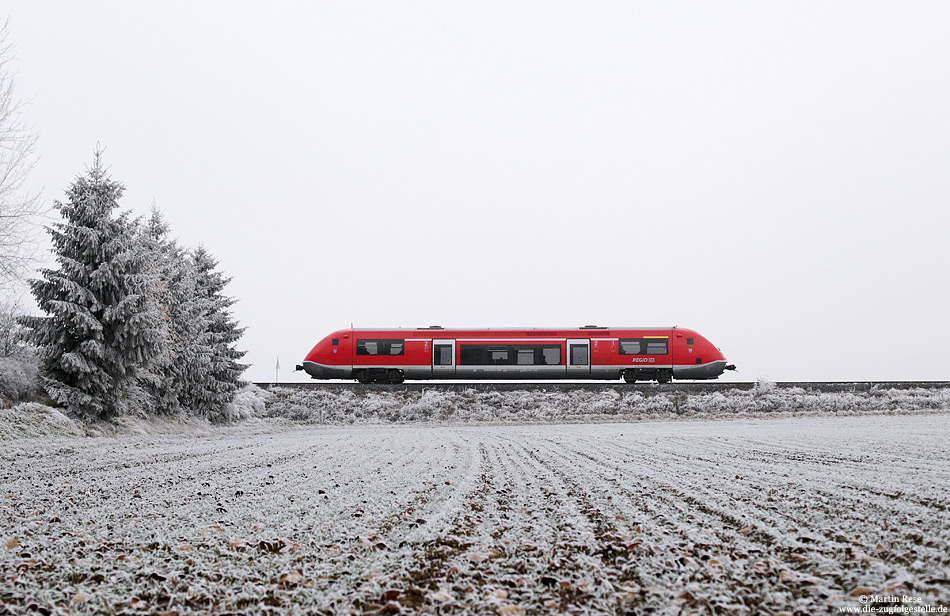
<box><xmin>0</xmin><ymin>299</ymin><xmax>40</xmax><ymax>403</ymax></box>
<box><xmin>0</xmin><ymin>19</ymin><xmax>43</xmax><ymax>292</ymax></box>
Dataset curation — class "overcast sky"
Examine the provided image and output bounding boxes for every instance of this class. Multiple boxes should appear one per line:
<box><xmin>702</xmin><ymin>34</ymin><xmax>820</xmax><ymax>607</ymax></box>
<box><xmin>6</xmin><ymin>2</ymin><xmax>949</xmax><ymax>383</ymax></box>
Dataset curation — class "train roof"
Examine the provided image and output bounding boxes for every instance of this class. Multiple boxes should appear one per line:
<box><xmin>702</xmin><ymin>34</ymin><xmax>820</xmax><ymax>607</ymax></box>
<box><xmin>347</xmin><ymin>326</ymin><xmax>682</xmax><ymax>335</ymax></box>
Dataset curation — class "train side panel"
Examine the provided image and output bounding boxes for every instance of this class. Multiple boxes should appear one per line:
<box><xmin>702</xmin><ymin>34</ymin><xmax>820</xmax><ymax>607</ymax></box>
<box><xmin>592</xmin><ymin>329</ymin><xmax>674</xmax><ymax>379</ymax></box>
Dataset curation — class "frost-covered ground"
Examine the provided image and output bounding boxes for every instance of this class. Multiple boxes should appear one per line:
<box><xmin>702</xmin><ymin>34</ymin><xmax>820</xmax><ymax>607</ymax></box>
<box><xmin>2</xmin><ymin>414</ymin><xmax>948</xmax><ymax>615</ymax></box>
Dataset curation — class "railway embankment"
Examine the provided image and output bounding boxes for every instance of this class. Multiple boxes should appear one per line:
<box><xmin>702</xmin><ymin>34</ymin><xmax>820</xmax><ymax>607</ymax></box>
<box><xmin>259</xmin><ymin>381</ymin><xmax>950</xmax><ymax>424</ymax></box>
<box><xmin>4</xmin><ymin>382</ymin><xmax>949</xmax><ymax>438</ymax></box>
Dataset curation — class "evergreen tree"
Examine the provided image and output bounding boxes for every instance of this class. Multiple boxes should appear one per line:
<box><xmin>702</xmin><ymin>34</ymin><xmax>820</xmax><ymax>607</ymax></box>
<box><xmin>179</xmin><ymin>246</ymin><xmax>247</xmax><ymax>418</ymax></box>
<box><xmin>136</xmin><ymin>207</ymin><xmax>193</xmax><ymax>414</ymax></box>
<box><xmin>24</xmin><ymin>150</ymin><xmax>162</xmax><ymax>419</ymax></box>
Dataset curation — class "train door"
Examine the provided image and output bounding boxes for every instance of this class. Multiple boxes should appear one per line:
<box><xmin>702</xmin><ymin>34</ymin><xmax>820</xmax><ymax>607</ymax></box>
<box><xmin>432</xmin><ymin>340</ymin><xmax>456</xmax><ymax>378</ymax></box>
<box><xmin>566</xmin><ymin>339</ymin><xmax>590</xmax><ymax>377</ymax></box>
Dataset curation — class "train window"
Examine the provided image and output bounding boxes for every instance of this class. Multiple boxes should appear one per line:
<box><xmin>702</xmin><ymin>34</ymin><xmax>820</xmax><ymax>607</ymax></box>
<box><xmin>332</xmin><ymin>339</ymin><xmax>339</xmax><ymax>346</ymax></box>
<box><xmin>356</xmin><ymin>339</ymin><xmax>406</xmax><ymax>356</ymax></box>
<box><xmin>620</xmin><ymin>338</ymin><xmax>669</xmax><ymax>355</ymax></box>
<box><xmin>619</xmin><ymin>340</ymin><xmax>642</xmax><ymax>355</ymax></box>
<box><xmin>434</xmin><ymin>345</ymin><xmax>453</xmax><ymax>365</ymax></box>
<box><xmin>460</xmin><ymin>344</ymin><xmax>562</xmax><ymax>366</ymax></box>
<box><xmin>687</xmin><ymin>338</ymin><xmax>694</xmax><ymax>345</ymax></box>
<box><xmin>571</xmin><ymin>345</ymin><xmax>589</xmax><ymax>366</ymax></box>
<box><xmin>459</xmin><ymin>346</ymin><xmax>479</xmax><ymax>365</ymax></box>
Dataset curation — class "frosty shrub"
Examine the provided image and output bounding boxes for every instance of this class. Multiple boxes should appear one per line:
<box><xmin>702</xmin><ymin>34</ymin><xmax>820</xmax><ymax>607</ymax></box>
<box><xmin>262</xmin><ymin>385</ymin><xmax>950</xmax><ymax>425</ymax></box>
<box><xmin>0</xmin><ymin>299</ymin><xmax>42</xmax><ymax>402</ymax></box>
<box><xmin>262</xmin><ymin>389</ymin><xmax>325</xmax><ymax>422</ymax></box>
<box><xmin>0</xmin><ymin>354</ymin><xmax>41</xmax><ymax>403</ymax></box>
<box><xmin>216</xmin><ymin>384</ymin><xmax>271</xmax><ymax>422</ymax></box>
<box><xmin>582</xmin><ymin>389</ymin><xmax>623</xmax><ymax>415</ymax></box>
<box><xmin>636</xmin><ymin>393</ymin><xmax>676</xmax><ymax>416</ymax></box>
<box><xmin>0</xmin><ymin>301</ymin><xmax>41</xmax><ymax>403</ymax></box>
<box><xmin>400</xmin><ymin>390</ymin><xmax>443</xmax><ymax>421</ymax></box>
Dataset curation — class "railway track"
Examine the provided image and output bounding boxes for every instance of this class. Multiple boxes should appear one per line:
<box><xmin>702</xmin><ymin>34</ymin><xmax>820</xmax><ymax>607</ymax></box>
<box><xmin>254</xmin><ymin>381</ymin><xmax>950</xmax><ymax>394</ymax></box>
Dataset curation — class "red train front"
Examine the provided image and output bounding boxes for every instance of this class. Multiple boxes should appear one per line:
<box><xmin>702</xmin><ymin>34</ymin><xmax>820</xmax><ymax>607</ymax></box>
<box><xmin>297</xmin><ymin>326</ymin><xmax>735</xmax><ymax>383</ymax></box>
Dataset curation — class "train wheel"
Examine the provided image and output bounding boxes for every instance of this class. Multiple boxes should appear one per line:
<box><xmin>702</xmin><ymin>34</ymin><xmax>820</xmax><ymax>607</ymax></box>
<box><xmin>387</xmin><ymin>370</ymin><xmax>405</xmax><ymax>384</ymax></box>
<box><xmin>657</xmin><ymin>369</ymin><xmax>672</xmax><ymax>384</ymax></box>
<box><xmin>356</xmin><ymin>371</ymin><xmax>373</xmax><ymax>384</ymax></box>
<box><xmin>623</xmin><ymin>370</ymin><xmax>637</xmax><ymax>384</ymax></box>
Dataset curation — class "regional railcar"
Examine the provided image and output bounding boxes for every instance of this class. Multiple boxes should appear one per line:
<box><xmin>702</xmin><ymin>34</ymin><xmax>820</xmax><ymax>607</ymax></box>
<box><xmin>296</xmin><ymin>326</ymin><xmax>735</xmax><ymax>384</ymax></box>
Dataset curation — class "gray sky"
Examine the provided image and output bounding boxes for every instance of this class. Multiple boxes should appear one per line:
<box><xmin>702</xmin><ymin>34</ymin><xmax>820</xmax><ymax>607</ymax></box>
<box><xmin>6</xmin><ymin>2</ymin><xmax>950</xmax><ymax>383</ymax></box>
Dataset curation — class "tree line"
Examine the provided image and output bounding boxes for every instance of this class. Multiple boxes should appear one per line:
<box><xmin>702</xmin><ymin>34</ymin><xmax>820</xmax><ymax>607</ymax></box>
<box><xmin>14</xmin><ymin>150</ymin><xmax>247</xmax><ymax>420</ymax></box>
<box><xmin>2</xmin><ymin>21</ymin><xmax>246</xmax><ymax>420</ymax></box>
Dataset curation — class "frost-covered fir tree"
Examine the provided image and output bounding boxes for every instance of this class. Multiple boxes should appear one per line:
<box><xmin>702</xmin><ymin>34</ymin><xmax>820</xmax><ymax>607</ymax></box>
<box><xmin>137</xmin><ymin>207</ymin><xmax>202</xmax><ymax>414</ymax></box>
<box><xmin>24</xmin><ymin>151</ymin><xmax>163</xmax><ymax>419</ymax></box>
<box><xmin>178</xmin><ymin>246</ymin><xmax>247</xmax><ymax>418</ymax></box>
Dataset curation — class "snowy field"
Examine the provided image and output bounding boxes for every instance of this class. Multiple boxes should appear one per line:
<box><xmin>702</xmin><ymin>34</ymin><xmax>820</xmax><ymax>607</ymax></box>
<box><xmin>2</xmin><ymin>414</ymin><xmax>949</xmax><ymax>615</ymax></box>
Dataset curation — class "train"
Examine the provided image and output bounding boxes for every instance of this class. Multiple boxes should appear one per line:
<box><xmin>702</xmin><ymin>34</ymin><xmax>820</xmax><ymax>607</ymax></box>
<box><xmin>296</xmin><ymin>325</ymin><xmax>735</xmax><ymax>384</ymax></box>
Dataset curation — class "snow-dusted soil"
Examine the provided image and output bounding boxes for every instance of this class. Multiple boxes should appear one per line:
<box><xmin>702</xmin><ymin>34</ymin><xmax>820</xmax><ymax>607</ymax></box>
<box><xmin>2</xmin><ymin>414</ymin><xmax>948</xmax><ymax>615</ymax></box>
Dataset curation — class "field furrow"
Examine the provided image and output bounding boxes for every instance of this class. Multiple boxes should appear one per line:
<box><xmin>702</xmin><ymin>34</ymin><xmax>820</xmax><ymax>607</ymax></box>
<box><xmin>1</xmin><ymin>414</ymin><xmax>948</xmax><ymax>614</ymax></box>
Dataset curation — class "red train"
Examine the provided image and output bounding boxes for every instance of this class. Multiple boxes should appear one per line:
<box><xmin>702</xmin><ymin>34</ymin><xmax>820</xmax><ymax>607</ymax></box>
<box><xmin>296</xmin><ymin>326</ymin><xmax>735</xmax><ymax>383</ymax></box>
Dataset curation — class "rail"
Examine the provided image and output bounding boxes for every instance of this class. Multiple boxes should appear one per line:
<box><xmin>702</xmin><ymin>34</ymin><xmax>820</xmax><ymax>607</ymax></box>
<box><xmin>253</xmin><ymin>381</ymin><xmax>950</xmax><ymax>394</ymax></box>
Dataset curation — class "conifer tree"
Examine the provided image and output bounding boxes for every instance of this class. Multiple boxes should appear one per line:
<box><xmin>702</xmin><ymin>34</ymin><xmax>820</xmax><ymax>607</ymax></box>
<box><xmin>24</xmin><ymin>150</ymin><xmax>162</xmax><ymax>419</ymax></box>
<box><xmin>179</xmin><ymin>246</ymin><xmax>247</xmax><ymax>418</ymax></box>
<box><xmin>137</xmin><ymin>207</ymin><xmax>191</xmax><ymax>414</ymax></box>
